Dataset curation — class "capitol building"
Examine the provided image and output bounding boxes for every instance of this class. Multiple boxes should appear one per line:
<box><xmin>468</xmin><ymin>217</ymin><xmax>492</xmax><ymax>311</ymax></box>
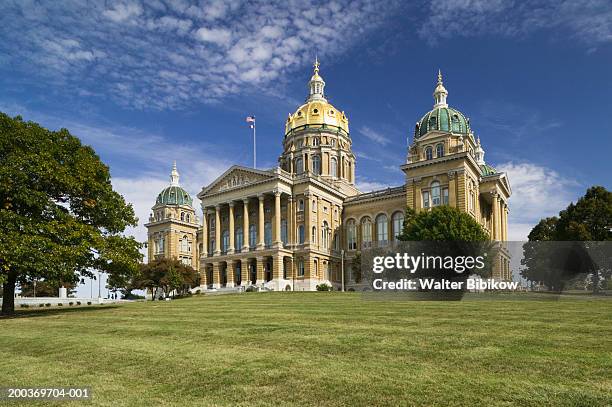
<box><xmin>145</xmin><ymin>61</ymin><xmax>512</xmax><ymax>291</ymax></box>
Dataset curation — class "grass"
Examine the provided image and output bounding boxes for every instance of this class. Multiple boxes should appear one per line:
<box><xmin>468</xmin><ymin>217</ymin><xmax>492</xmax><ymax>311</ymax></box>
<box><xmin>1</xmin><ymin>292</ymin><xmax>611</xmax><ymax>406</ymax></box>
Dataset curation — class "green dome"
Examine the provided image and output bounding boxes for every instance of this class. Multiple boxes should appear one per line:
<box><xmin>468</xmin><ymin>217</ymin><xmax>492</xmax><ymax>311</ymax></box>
<box><xmin>415</xmin><ymin>106</ymin><xmax>471</xmax><ymax>138</ymax></box>
<box><xmin>156</xmin><ymin>185</ymin><xmax>193</xmax><ymax>207</ymax></box>
<box><xmin>480</xmin><ymin>163</ymin><xmax>497</xmax><ymax>176</ymax></box>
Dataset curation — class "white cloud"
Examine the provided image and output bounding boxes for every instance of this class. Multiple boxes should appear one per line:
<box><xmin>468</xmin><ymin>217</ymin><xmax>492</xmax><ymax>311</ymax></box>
<box><xmin>498</xmin><ymin>161</ymin><xmax>582</xmax><ymax>240</ymax></box>
<box><xmin>359</xmin><ymin>126</ymin><xmax>391</xmax><ymax>146</ymax></box>
<box><xmin>356</xmin><ymin>177</ymin><xmax>396</xmax><ymax>192</ymax></box>
<box><xmin>420</xmin><ymin>0</ymin><xmax>612</xmax><ymax>47</ymax></box>
<box><xmin>0</xmin><ymin>0</ymin><xmax>402</xmax><ymax>109</ymax></box>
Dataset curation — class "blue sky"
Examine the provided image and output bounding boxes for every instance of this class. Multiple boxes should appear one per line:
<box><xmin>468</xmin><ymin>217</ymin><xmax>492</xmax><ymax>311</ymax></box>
<box><xmin>1</xmin><ymin>0</ymin><xmax>611</xmax><ymax>256</ymax></box>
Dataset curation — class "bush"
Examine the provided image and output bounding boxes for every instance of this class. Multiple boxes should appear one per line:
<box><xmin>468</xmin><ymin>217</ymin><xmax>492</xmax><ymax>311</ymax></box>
<box><xmin>39</xmin><ymin>303</ymin><xmax>45</xmax><ymax>307</ymax></box>
<box><xmin>69</xmin><ymin>302</ymin><xmax>74</xmax><ymax>306</ymax></box>
<box><xmin>245</xmin><ymin>286</ymin><xmax>257</xmax><ymax>292</ymax></box>
<box><xmin>57</xmin><ymin>303</ymin><xmax>63</xmax><ymax>306</ymax></box>
<box><xmin>20</xmin><ymin>303</ymin><xmax>29</xmax><ymax>308</ymax></box>
<box><xmin>45</xmin><ymin>303</ymin><xmax>51</xmax><ymax>307</ymax></box>
<box><xmin>76</xmin><ymin>301</ymin><xmax>81</xmax><ymax>306</ymax></box>
<box><xmin>316</xmin><ymin>283</ymin><xmax>332</xmax><ymax>291</ymax></box>
<box><xmin>87</xmin><ymin>301</ymin><xmax>92</xmax><ymax>305</ymax></box>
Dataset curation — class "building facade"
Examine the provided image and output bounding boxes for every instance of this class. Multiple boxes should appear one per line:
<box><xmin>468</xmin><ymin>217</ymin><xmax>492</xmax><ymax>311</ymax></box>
<box><xmin>146</xmin><ymin>61</ymin><xmax>512</xmax><ymax>291</ymax></box>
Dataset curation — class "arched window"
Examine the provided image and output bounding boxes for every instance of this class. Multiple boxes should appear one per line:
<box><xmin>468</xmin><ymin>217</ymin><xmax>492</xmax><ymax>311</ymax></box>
<box><xmin>295</xmin><ymin>157</ymin><xmax>303</xmax><ymax>174</ymax></box>
<box><xmin>425</xmin><ymin>147</ymin><xmax>433</xmax><ymax>160</ymax></box>
<box><xmin>180</xmin><ymin>212</ymin><xmax>185</xmax><ymax>221</ymax></box>
<box><xmin>313</xmin><ymin>137</ymin><xmax>320</xmax><ymax>146</ymax></box>
<box><xmin>298</xmin><ymin>199</ymin><xmax>304</xmax><ymax>211</ymax></box>
<box><xmin>209</xmin><ymin>238</ymin><xmax>215</xmax><ymax>255</ymax></box>
<box><xmin>429</xmin><ymin>116</ymin><xmax>437</xmax><ymax>128</ymax></box>
<box><xmin>361</xmin><ymin>217</ymin><xmax>372</xmax><ymax>248</ymax></box>
<box><xmin>469</xmin><ymin>180</ymin><xmax>475</xmax><ymax>212</ymax></box>
<box><xmin>321</xmin><ymin>221</ymin><xmax>329</xmax><ymax>249</ymax></box>
<box><xmin>330</xmin><ymin>157</ymin><xmax>337</xmax><ymax>177</ymax></box>
<box><xmin>156</xmin><ymin>236</ymin><xmax>165</xmax><ymax>254</ymax></box>
<box><xmin>346</xmin><ymin>219</ymin><xmax>357</xmax><ymax>250</ymax></box>
<box><xmin>376</xmin><ymin>214</ymin><xmax>388</xmax><ymax>244</ymax></box>
<box><xmin>236</xmin><ymin>227</ymin><xmax>243</xmax><ymax>250</ymax></box>
<box><xmin>431</xmin><ymin>181</ymin><xmax>441</xmax><ymax>206</ymax></box>
<box><xmin>311</xmin><ymin>226</ymin><xmax>317</xmax><ymax>244</ymax></box>
<box><xmin>180</xmin><ymin>235</ymin><xmax>189</xmax><ymax>252</ymax></box>
<box><xmin>222</xmin><ymin>230</ymin><xmax>229</xmax><ymax>253</ymax></box>
<box><xmin>298</xmin><ymin>260</ymin><xmax>305</xmax><ymax>276</ymax></box>
<box><xmin>422</xmin><ymin>191</ymin><xmax>430</xmax><ymax>208</ymax></box>
<box><xmin>436</xmin><ymin>143</ymin><xmax>444</xmax><ymax>158</ymax></box>
<box><xmin>298</xmin><ymin>225</ymin><xmax>305</xmax><ymax>244</ymax></box>
<box><xmin>186</xmin><ymin>214</ymin><xmax>190</xmax><ymax>223</ymax></box>
<box><xmin>451</xmin><ymin>115</ymin><xmax>461</xmax><ymax>132</ymax></box>
<box><xmin>264</xmin><ymin>222</ymin><xmax>272</xmax><ymax>246</ymax></box>
<box><xmin>249</xmin><ymin>224</ymin><xmax>256</xmax><ymax>247</ymax></box>
<box><xmin>312</xmin><ymin>155</ymin><xmax>321</xmax><ymax>175</ymax></box>
<box><xmin>281</xmin><ymin>219</ymin><xmax>288</xmax><ymax>244</ymax></box>
<box><xmin>392</xmin><ymin>212</ymin><xmax>404</xmax><ymax>240</ymax></box>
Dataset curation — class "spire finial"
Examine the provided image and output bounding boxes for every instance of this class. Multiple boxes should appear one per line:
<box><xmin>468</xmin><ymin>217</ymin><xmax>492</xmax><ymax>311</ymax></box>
<box><xmin>433</xmin><ymin>69</ymin><xmax>448</xmax><ymax>108</ymax></box>
<box><xmin>170</xmin><ymin>161</ymin><xmax>180</xmax><ymax>186</ymax></box>
<box><xmin>437</xmin><ymin>69</ymin><xmax>443</xmax><ymax>85</ymax></box>
<box><xmin>313</xmin><ymin>55</ymin><xmax>320</xmax><ymax>74</ymax></box>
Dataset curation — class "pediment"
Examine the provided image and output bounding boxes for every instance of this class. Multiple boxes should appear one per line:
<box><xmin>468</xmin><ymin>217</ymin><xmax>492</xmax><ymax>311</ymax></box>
<box><xmin>200</xmin><ymin>166</ymin><xmax>276</xmax><ymax>196</ymax></box>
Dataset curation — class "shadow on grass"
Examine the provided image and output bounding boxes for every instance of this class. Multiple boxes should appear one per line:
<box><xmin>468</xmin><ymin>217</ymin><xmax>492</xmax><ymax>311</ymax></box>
<box><xmin>0</xmin><ymin>305</ymin><xmax>121</xmax><ymax>320</ymax></box>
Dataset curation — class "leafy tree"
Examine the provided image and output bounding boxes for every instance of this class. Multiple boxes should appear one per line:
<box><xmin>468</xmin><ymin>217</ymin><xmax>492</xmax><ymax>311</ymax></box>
<box><xmin>0</xmin><ymin>113</ymin><xmax>142</xmax><ymax>315</ymax></box>
<box><xmin>521</xmin><ymin>186</ymin><xmax>611</xmax><ymax>292</ymax></box>
<box><xmin>399</xmin><ymin>205</ymin><xmax>490</xmax><ymax>242</ymax></box>
<box><xmin>133</xmin><ymin>258</ymin><xmax>198</xmax><ymax>299</ymax></box>
<box><xmin>19</xmin><ymin>280</ymin><xmax>76</xmax><ymax>297</ymax></box>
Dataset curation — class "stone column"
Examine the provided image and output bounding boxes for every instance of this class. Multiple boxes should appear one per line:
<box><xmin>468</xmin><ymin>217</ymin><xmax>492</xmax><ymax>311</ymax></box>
<box><xmin>273</xmin><ymin>254</ymin><xmax>284</xmax><ymax>285</ymax></box>
<box><xmin>242</xmin><ymin>199</ymin><xmax>250</xmax><ymax>251</ymax></box>
<box><xmin>491</xmin><ymin>193</ymin><xmax>499</xmax><ymax>241</ymax></box>
<box><xmin>504</xmin><ymin>205</ymin><xmax>509</xmax><ymax>241</ymax></box>
<box><xmin>200</xmin><ymin>264</ymin><xmax>208</xmax><ymax>287</ymax></box>
<box><xmin>214</xmin><ymin>205</ymin><xmax>221</xmax><ymax>255</ymax></box>
<box><xmin>448</xmin><ymin>172</ymin><xmax>456</xmax><ymax>208</ymax></box>
<box><xmin>241</xmin><ymin>258</ymin><xmax>250</xmax><ymax>286</ymax></box>
<box><xmin>201</xmin><ymin>210</ymin><xmax>208</xmax><ymax>257</ymax></box>
<box><xmin>287</xmin><ymin>196</ymin><xmax>294</xmax><ymax>246</ymax></box>
<box><xmin>257</xmin><ymin>194</ymin><xmax>265</xmax><ymax>249</ymax></box>
<box><xmin>304</xmin><ymin>192</ymin><xmax>311</xmax><ymax>245</ymax></box>
<box><xmin>212</xmin><ymin>262</ymin><xmax>221</xmax><ymax>289</ymax></box>
<box><xmin>226</xmin><ymin>261</ymin><xmax>235</xmax><ymax>288</ymax></box>
<box><xmin>256</xmin><ymin>257</ymin><xmax>265</xmax><ymax>285</ymax></box>
<box><xmin>274</xmin><ymin>190</ymin><xmax>282</xmax><ymax>247</ymax></box>
<box><xmin>228</xmin><ymin>202</ymin><xmax>235</xmax><ymax>254</ymax></box>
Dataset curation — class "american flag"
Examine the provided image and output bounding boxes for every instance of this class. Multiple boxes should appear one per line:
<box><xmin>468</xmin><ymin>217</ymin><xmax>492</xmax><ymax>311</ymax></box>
<box><xmin>246</xmin><ymin>115</ymin><xmax>255</xmax><ymax>129</ymax></box>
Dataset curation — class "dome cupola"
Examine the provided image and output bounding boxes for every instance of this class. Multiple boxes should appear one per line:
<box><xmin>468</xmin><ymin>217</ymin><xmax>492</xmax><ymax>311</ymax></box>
<box><xmin>156</xmin><ymin>162</ymin><xmax>193</xmax><ymax>207</ymax></box>
<box><xmin>414</xmin><ymin>71</ymin><xmax>471</xmax><ymax>139</ymax></box>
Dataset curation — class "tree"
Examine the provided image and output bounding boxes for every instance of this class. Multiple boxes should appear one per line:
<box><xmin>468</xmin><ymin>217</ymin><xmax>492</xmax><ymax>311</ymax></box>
<box><xmin>133</xmin><ymin>258</ymin><xmax>198</xmax><ymax>300</ymax></box>
<box><xmin>19</xmin><ymin>280</ymin><xmax>76</xmax><ymax>297</ymax></box>
<box><xmin>0</xmin><ymin>113</ymin><xmax>142</xmax><ymax>315</ymax></box>
<box><xmin>521</xmin><ymin>186</ymin><xmax>611</xmax><ymax>292</ymax></box>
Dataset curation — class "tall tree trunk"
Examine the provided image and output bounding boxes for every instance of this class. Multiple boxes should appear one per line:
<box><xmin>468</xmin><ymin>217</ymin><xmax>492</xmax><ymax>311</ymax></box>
<box><xmin>1</xmin><ymin>269</ymin><xmax>17</xmax><ymax>316</ymax></box>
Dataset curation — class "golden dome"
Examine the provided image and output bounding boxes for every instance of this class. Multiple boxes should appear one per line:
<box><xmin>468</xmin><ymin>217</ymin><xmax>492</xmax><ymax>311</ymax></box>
<box><xmin>284</xmin><ymin>58</ymin><xmax>349</xmax><ymax>136</ymax></box>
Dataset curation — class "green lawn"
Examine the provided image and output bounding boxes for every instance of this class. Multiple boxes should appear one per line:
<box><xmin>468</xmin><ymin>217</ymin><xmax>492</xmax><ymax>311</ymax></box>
<box><xmin>1</xmin><ymin>293</ymin><xmax>611</xmax><ymax>406</ymax></box>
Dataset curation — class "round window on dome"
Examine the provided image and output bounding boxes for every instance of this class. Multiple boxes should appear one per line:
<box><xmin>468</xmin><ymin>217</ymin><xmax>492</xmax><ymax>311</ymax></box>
<box><xmin>313</xmin><ymin>108</ymin><xmax>318</xmax><ymax>114</ymax></box>
<box><xmin>330</xmin><ymin>110</ymin><xmax>334</xmax><ymax>115</ymax></box>
<box><xmin>298</xmin><ymin>111</ymin><xmax>302</xmax><ymax>116</ymax></box>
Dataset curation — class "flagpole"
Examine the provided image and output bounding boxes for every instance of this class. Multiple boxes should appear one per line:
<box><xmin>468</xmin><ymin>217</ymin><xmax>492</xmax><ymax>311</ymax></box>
<box><xmin>253</xmin><ymin>120</ymin><xmax>256</xmax><ymax>169</ymax></box>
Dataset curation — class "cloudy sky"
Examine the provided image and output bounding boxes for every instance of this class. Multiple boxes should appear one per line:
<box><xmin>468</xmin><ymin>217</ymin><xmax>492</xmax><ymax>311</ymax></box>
<box><xmin>1</xmin><ymin>0</ymin><xmax>611</xmax><ymax>258</ymax></box>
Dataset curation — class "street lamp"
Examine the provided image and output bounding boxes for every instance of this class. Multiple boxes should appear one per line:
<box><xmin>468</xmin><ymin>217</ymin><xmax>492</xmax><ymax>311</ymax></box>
<box><xmin>341</xmin><ymin>249</ymin><xmax>345</xmax><ymax>292</ymax></box>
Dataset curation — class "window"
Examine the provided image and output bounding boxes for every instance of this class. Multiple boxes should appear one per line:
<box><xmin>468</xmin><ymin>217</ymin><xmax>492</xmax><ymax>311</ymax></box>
<box><xmin>311</xmin><ymin>226</ymin><xmax>317</xmax><ymax>244</ymax></box>
<box><xmin>264</xmin><ymin>222</ymin><xmax>272</xmax><ymax>246</ymax></box>
<box><xmin>429</xmin><ymin>116</ymin><xmax>437</xmax><ymax>128</ymax></box>
<box><xmin>209</xmin><ymin>238</ymin><xmax>215</xmax><ymax>254</ymax></box>
<box><xmin>451</xmin><ymin>115</ymin><xmax>461</xmax><ymax>132</ymax></box>
<box><xmin>249</xmin><ymin>224</ymin><xmax>256</xmax><ymax>247</ymax></box>
<box><xmin>321</xmin><ymin>221</ymin><xmax>329</xmax><ymax>249</ymax></box>
<box><xmin>347</xmin><ymin>220</ymin><xmax>357</xmax><ymax>250</ymax></box>
<box><xmin>298</xmin><ymin>225</ymin><xmax>305</xmax><ymax>244</ymax></box>
<box><xmin>181</xmin><ymin>257</ymin><xmax>190</xmax><ymax>265</ymax></box>
<box><xmin>222</xmin><ymin>230</ymin><xmax>229</xmax><ymax>253</ymax></box>
<box><xmin>423</xmin><ymin>191</ymin><xmax>430</xmax><ymax>208</ymax></box>
<box><xmin>312</xmin><ymin>199</ymin><xmax>317</xmax><ymax>212</ymax></box>
<box><xmin>330</xmin><ymin>157</ymin><xmax>337</xmax><ymax>177</ymax></box>
<box><xmin>330</xmin><ymin>139</ymin><xmax>336</xmax><ymax>147</ymax></box>
<box><xmin>298</xmin><ymin>260</ymin><xmax>304</xmax><ymax>277</ymax></box>
<box><xmin>425</xmin><ymin>147</ymin><xmax>433</xmax><ymax>160</ymax></box>
<box><xmin>431</xmin><ymin>181</ymin><xmax>441</xmax><ymax>206</ymax></box>
<box><xmin>376</xmin><ymin>214</ymin><xmax>388</xmax><ymax>244</ymax></box>
<box><xmin>361</xmin><ymin>217</ymin><xmax>372</xmax><ymax>248</ymax></box>
<box><xmin>469</xmin><ymin>181</ymin><xmax>475</xmax><ymax>212</ymax></box>
<box><xmin>313</xmin><ymin>137</ymin><xmax>320</xmax><ymax>146</ymax></box>
<box><xmin>180</xmin><ymin>212</ymin><xmax>185</xmax><ymax>221</ymax></box>
<box><xmin>236</xmin><ymin>227</ymin><xmax>243</xmax><ymax>250</ymax></box>
<box><xmin>281</xmin><ymin>220</ymin><xmax>288</xmax><ymax>244</ymax></box>
<box><xmin>436</xmin><ymin>143</ymin><xmax>444</xmax><ymax>158</ymax></box>
<box><xmin>312</xmin><ymin>155</ymin><xmax>321</xmax><ymax>175</ymax></box>
<box><xmin>296</xmin><ymin>157</ymin><xmax>303</xmax><ymax>174</ymax></box>
<box><xmin>186</xmin><ymin>214</ymin><xmax>190</xmax><ymax>223</ymax></box>
<box><xmin>180</xmin><ymin>235</ymin><xmax>189</xmax><ymax>252</ymax></box>
<box><xmin>298</xmin><ymin>199</ymin><xmax>304</xmax><ymax>211</ymax></box>
<box><xmin>155</xmin><ymin>237</ymin><xmax>165</xmax><ymax>254</ymax></box>
<box><xmin>392</xmin><ymin>212</ymin><xmax>404</xmax><ymax>240</ymax></box>
<box><xmin>443</xmin><ymin>188</ymin><xmax>449</xmax><ymax>205</ymax></box>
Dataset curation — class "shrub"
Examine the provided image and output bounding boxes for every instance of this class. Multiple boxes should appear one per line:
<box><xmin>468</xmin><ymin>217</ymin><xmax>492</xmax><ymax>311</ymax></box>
<box><xmin>58</xmin><ymin>303</ymin><xmax>63</xmax><ymax>306</ymax></box>
<box><xmin>20</xmin><ymin>303</ymin><xmax>29</xmax><ymax>308</ymax></box>
<box><xmin>76</xmin><ymin>301</ymin><xmax>81</xmax><ymax>306</ymax></box>
<box><xmin>285</xmin><ymin>285</ymin><xmax>292</xmax><ymax>291</ymax></box>
<box><xmin>245</xmin><ymin>286</ymin><xmax>256</xmax><ymax>292</ymax></box>
<box><xmin>39</xmin><ymin>303</ymin><xmax>45</xmax><ymax>307</ymax></box>
<box><xmin>69</xmin><ymin>302</ymin><xmax>74</xmax><ymax>306</ymax></box>
<box><xmin>45</xmin><ymin>303</ymin><xmax>51</xmax><ymax>307</ymax></box>
<box><xmin>87</xmin><ymin>302</ymin><xmax>92</xmax><ymax>305</ymax></box>
<box><xmin>316</xmin><ymin>283</ymin><xmax>332</xmax><ymax>291</ymax></box>
<box><xmin>348</xmin><ymin>288</ymin><xmax>355</xmax><ymax>292</ymax></box>
<box><xmin>195</xmin><ymin>289</ymin><xmax>201</xmax><ymax>295</ymax></box>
